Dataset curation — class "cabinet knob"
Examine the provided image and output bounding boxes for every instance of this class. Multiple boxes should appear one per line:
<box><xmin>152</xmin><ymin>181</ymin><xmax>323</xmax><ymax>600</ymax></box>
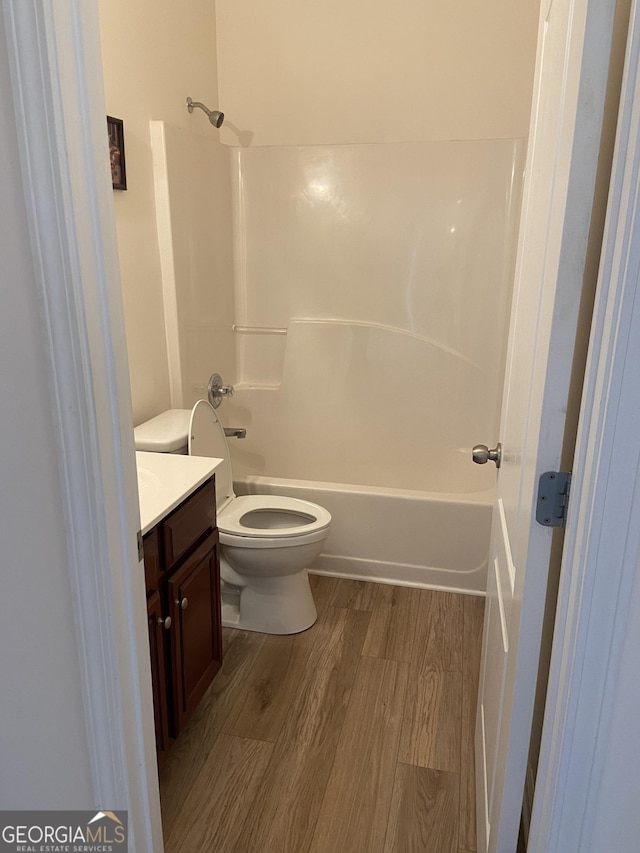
<box><xmin>157</xmin><ymin>615</ymin><xmax>172</xmax><ymax>629</ymax></box>
<box><xmin>176</xmin><ymin>597</ymin><xmax>189</xmax><ymax>610</ymax></box>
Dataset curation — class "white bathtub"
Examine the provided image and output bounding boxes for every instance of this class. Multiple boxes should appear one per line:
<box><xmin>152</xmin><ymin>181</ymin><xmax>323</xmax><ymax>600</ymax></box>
<box><xmin>234</xmin><ymin>475</ymin><xmax>492</xmax><ymax>595</ymax></box>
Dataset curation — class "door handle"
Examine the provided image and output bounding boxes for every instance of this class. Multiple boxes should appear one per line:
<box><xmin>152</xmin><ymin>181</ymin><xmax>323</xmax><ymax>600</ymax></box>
<box><xmin>472</xmin><ymin>443</ymin><xmax>502</xmax><ymax>468</ymax></box>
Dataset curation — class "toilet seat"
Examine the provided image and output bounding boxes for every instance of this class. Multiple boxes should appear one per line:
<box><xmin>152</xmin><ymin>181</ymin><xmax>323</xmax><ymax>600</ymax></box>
<box><xmin>188</xmin><ymin>399</ymin><xmax>235</xmax><ymax>510</ymax></box>
<box><xmin>218</xmin><ymin>494</ymin><xmax>331</xmax><ymax>548</ymax></box>
<box><xmin>187</xmin><ymin>399</ymin><xmax>332</xmax><ymax>549</ymax></box>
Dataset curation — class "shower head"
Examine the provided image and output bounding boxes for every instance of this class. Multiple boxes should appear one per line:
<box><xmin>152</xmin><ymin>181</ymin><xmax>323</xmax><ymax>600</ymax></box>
<box><xmin>186</xmin><ymin>97</ymin><xmax>225</xmax><ymax>128</ymax></box>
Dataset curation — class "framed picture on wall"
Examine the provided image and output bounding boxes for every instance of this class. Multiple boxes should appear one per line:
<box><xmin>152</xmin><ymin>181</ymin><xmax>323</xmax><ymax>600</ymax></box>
<box><xmin>107</xmin><ymin>116</ymin><xmax>127</xmax><ymax>190</ymax></box>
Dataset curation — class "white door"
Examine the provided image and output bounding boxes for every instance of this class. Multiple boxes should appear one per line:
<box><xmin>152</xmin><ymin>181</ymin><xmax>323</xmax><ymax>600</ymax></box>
<box><xmin>474</xmin><ymin>0</ymin><xmax>620</xmax><ymax>850</ymax></box>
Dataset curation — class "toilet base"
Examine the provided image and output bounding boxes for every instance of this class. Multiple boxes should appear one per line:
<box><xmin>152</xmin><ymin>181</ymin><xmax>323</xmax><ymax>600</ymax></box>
<box><xmin>220</xmin><ymin>569</ymin><xmax>317</xmax><ymax>634</ymax></box>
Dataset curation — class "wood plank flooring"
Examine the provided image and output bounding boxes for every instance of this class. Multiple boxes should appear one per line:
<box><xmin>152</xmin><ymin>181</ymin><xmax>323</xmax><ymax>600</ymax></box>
<box><xmin>160</xmin><ymin>576</ymin><xmax>485</xmax><ymax>853</ymax></box>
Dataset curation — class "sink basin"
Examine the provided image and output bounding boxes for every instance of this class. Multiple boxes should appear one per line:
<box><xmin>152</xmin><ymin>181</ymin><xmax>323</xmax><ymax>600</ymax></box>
<box><xmin>137</xmin><ymin>466</ymin><xmax>161</xmax><ymax>499</ymax></box>
<box><xmin>135</xmin><ymin>451</ymin><xmax>223</xmax><ymax>534</ymax></box>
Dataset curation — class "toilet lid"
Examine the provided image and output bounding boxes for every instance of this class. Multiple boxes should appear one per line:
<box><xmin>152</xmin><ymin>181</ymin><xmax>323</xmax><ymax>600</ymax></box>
<box><xmin>218</xmin><ymin>494</ymin><xmax>331</xmax><ymax>539</ymax></box>
<box><xmin>188</xmin><ymin>399</ymin><xmax>235</xmax><ymax>510</ymax></box>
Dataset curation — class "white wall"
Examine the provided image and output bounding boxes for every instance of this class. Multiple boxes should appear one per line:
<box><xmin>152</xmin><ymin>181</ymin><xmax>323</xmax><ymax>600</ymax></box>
<box><xmin>152</xmin><ymin>122</ymin><xmax>236</xmax><ymax>409</ymax></box>
<box><xmin>99</xmin><ymin>0</ymin><xmax>235</xmax><ymax>424</ymax></box>
<box><xmin>0</xmin><ymin>21</ymin><xmax>94</xmax><ymax>807</ymax></box>
<box><xmin>216</xmin><ymin>0</ymin><xmax>539</xmax><ymax>146</ymax></box>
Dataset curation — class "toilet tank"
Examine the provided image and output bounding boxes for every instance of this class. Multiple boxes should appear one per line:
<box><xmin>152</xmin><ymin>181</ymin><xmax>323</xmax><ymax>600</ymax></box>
<box><xmin>133</xmin><ymin>409</ymin><xmax>191</xmax><ymax>454</ymax></box>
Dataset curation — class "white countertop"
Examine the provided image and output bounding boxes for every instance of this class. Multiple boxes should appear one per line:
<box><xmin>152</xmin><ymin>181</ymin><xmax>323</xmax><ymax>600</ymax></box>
<box><xmin>136</xmin><ymin>451</ymin><xmax>223</xmax><ymax>535</ymax></box>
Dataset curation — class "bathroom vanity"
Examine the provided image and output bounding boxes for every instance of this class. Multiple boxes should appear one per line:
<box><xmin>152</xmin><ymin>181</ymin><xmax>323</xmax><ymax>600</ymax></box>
<box><xmin>137</xmin><ymin>451</ymin><xmax>223</xmax><ymax>765</ymax></box>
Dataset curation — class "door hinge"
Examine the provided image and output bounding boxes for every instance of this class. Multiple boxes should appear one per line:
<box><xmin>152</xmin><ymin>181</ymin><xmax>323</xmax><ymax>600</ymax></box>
<box><xmin>137</xmin><ymin>529</ymin><xmax>144</xmax><ymax>562</ymax></box>
<box><xmin>536</xmin><ymin>471</ymin><xmax>572</xmax><ymax>528</ymax></box>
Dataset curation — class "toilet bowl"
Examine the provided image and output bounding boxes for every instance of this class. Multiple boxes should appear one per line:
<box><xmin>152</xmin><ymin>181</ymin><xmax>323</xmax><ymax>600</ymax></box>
<box><xmin>134</xmin><ymin>401</ymin><xmax>331</xmax><ymax>634</ymax></box>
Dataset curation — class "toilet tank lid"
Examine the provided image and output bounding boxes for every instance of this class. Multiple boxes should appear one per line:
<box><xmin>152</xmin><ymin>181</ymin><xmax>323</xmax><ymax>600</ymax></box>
<box><xmin>134</xmin><ymin>409</ymin><xmax>191</xmax><ymax>452</ymax></box>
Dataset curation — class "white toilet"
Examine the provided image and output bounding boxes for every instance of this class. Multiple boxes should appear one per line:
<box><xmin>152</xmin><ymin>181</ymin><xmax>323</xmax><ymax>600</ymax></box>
<box><xmin>134</xmin><ymin>401</ymin><xmax>331</xmax><ymax>634</ymax></box>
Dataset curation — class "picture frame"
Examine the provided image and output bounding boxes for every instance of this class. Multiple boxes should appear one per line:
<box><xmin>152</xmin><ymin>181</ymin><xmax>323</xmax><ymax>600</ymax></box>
<box><xmin>107</xmin><ymin>116</ymin><xmax>127</xmax><ymax>190</ymax></box>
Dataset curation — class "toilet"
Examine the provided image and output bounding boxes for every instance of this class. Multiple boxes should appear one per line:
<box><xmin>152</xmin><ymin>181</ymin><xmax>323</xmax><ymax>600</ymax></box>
<box><xmin>134</xmin><ymin>401</ymin><xmax>331</xmax><ymax>634</ymax></box>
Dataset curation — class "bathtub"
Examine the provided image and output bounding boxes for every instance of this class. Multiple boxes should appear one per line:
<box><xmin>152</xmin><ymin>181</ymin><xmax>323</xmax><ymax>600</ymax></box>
<box><xmin>234</xmin><ymin>475</ymin><xmax>492</xmax><ymax>594</ymax></box>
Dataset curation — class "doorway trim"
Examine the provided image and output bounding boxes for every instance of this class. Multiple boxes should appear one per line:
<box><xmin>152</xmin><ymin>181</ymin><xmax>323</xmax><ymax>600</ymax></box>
<box><xmin>3</xmin><ymin>2</ymin><xmax>162</xmax><ymax>849</ymax></box>
<box><xmin>530</xmin><ymin>3</ymin><xmax>640</xmax><ymax>849</ymax></box>
<box><xmin>5</xmin><ymin>0</ymin><xmax>640</xmax><ymax>850</ymax></box>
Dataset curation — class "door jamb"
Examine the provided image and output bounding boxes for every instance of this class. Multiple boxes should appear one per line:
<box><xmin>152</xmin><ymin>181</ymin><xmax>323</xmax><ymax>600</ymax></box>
<box><xmin>3</xmin><ymin>2</ymin><xmax>162</xmax><ymax>849</ymax></box>
<box><xmin>530</xmin><ymin>3</ymin><xmax>640</xmax><ymax>848</ymax></box>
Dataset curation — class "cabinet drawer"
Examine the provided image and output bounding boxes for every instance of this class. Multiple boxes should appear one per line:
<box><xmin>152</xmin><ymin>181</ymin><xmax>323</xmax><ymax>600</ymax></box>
<box><xmin>162</xmin><ymin>477</ymin><xmax>216</xmax><ymax>569</ymax></box>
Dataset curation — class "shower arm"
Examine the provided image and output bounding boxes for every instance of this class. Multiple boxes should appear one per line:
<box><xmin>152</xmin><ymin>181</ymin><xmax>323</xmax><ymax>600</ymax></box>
<box><xmin>186</xmin><ymin>97</ymin><xmax>224</xmax><ymax>128</ymax></box>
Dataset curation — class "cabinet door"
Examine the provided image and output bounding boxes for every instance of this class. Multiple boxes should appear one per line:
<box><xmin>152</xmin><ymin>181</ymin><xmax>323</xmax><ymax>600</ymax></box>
<box><xmin>143</xmin><ymin>527</ymin><xmax>161</xmax><ymax>596</ymax></box>
<box><xmin>167</xmin><ymin>530</ymin><xmax>222</xmax><ymax>733</ymax></box>
<box><xmin>147</xmin><ymin>591</ymin><xmax>171</xmax><ymax>765</ymax></box>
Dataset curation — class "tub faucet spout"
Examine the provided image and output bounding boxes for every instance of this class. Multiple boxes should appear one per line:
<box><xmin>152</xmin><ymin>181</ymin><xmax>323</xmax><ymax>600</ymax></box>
<box><xmin>224</xmin><ymin>427</ymin><xmax>247</xmax><ymax>439</ymax></box>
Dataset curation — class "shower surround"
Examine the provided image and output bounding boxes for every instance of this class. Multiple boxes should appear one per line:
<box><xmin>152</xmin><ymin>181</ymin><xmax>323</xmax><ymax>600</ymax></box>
<box><xmin>223</xmin><ymin>139</ymin><xmax>525</xmax><ymax>593</ymax></box>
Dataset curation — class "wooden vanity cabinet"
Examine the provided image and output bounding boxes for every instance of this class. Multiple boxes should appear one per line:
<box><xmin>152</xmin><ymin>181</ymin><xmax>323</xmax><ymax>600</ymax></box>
<box><xmin>143</xmin><ymin>476</ymin><xmax>222</xmax><ymax>763</ymax></box>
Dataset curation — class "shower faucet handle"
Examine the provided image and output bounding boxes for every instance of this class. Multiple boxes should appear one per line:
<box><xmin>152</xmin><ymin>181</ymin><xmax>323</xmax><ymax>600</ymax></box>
<box><xmin>208</xmin><ymin>373</ymin><xmax>234</xmax><ymax>408</ymax></box>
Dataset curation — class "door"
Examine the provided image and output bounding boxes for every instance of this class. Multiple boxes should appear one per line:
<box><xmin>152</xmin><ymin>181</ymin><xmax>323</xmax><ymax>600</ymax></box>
<box><xmin>168</xmin><ymin>530</ymin><xmax>223</xmax><ymax>733</ymax></box>
<box><xmin>474</xmin><ymin>0</ymin><xmax>620</xmax><ymax>850</ymax></box>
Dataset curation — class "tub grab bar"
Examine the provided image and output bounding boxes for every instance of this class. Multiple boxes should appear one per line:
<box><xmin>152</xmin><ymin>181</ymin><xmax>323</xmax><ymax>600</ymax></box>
<box><xmin>232</xmin><ymin>324</ymin><xmax>287</xmax><ymax>335</ymax></box>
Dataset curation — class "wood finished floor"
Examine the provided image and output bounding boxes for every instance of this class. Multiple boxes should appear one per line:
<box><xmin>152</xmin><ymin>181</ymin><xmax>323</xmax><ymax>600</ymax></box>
<box><xmin>160</xmin><ymin>576</ymin><xmax>484</xmax><ymax>853</ymax></box>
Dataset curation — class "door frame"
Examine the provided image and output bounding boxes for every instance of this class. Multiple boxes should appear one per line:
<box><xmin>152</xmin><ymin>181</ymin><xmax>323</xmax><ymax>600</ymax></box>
<box><xmin>3</xmin><ymin>2</ymin><xmax>161</xmax><ymax>849</ymax></box>
<box><xmin>4</xmin><ymin>0</ymin><xmax>640</xmax><ymax>851</ymax></box>
<box><xmin>530</xmin><ymin>3</ymin><xmax>640</xmax><ymax>848</ymax></box>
